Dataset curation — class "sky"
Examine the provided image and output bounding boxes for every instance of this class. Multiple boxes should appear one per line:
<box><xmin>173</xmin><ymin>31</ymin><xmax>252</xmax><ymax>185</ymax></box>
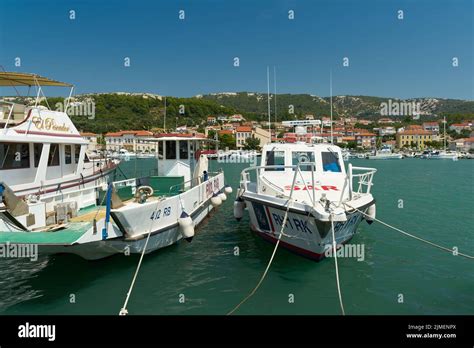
<box><xmin>0</xmin><ymin>0</ymin><xmax>472</xmax><ymax>99</ymax></box>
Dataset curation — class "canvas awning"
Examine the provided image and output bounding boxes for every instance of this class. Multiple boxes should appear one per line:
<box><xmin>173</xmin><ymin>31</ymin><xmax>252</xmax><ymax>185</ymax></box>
<box><xmin>0</xmin><ymin>72</ymin><xmax>73</xmax><ymax>87</ymax></box>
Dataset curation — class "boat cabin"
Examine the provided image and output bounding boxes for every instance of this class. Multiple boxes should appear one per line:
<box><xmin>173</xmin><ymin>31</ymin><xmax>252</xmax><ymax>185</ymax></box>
<box><xmin>149</xmin><ymin>134</ymin><xmax>213</xmax><ymax>189</ymax></box>
<box><xmin>258</xmin><ymin>142</ymin><xmax>349</xmax><ymax>202</ymax></box>
<box><xmin>0</xmin><ymin>72</ymin><xmax>111</xmax><ymax>195</ymax></box>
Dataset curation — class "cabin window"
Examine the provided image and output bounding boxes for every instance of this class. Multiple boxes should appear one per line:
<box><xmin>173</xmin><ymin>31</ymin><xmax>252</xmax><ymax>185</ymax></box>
<box><xmin>322</xmin><ymin>151</ymin><xmax>342</xmax><ymax>172</ymax></box>
<box><xmin>292</xmin><ymin>151</ymin><xmax>315</xmax><ymax>171</ymax></box>
<box><xmin>0</xmin><ymin>142</ymin><xmax>30</xmax><ymax>169</ymax></box>
<box><xmin>265</xmin><ymin>151</ymin><xmax>285</xmax><ymax>171</ymax></box>
<box><xmin>179</xmin><ymin>141</ymin><xmax>188</xmax><ymax>160</ymax></box>
<box><xmin>34</xmin><ymin>143</ymin><xmax>43</xmax><ymax>167</ymax></box>
<box><xmin>48</xmin><ymin>144</ymin><xmax>60</xmax><ymax>166</ymax></box>
<box><xmin>165</xmin><ymin>141</ymin><xmax>176</xmax><ymax>159</ymax></box>
<box><xmin>74</xmin><ymin>145</ymin><xmax>81</xmax><ymax>163</ymax></box>
<box><xmin>65</xmin><ymin>145</ymin><xmax>72</xmax><ymax>164</ymax></box>
<box><xmin>158</xmin><ymin>141</ymin><xmax>163</xmax><ymax>158</ymax></box>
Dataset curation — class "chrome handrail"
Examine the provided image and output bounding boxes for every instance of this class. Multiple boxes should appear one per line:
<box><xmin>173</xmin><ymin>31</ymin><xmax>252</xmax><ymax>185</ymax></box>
<box><xmin>239</xmin><ymin>163</ymin><xmax>377</xmax><ymax>204</ymax></box>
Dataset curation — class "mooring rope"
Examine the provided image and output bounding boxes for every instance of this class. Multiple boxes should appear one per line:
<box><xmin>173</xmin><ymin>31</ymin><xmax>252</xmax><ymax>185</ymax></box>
<box><xmin>330</xmin><ymin>212</ymin><xmax>345</xmax><ymax>315</ymax></box>
<box><xmin>227</xmin><ymin>167</ymin><xmax>304</xmax><ymax>315</ymax></box>
<box><xmin>343</xmin><ymin>203</ymin><xmax>473</xmax><ymax>260</ymax></box>
<box><xmin>119</xmin><ymin>198</ymin><xmax>162</xmax><ymax>315</ymax></box>
<box><xmin>227</xmin><ymin>198</ymin><xmax>293</xmax><ymax>315</ymax></box>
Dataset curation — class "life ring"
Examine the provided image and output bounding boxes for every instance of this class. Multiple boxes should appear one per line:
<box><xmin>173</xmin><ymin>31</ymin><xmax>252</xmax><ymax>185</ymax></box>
<box><xmin>136</xmin><ymin>185</ymin><xmax>154</xmax><ymax>198</ymax></box>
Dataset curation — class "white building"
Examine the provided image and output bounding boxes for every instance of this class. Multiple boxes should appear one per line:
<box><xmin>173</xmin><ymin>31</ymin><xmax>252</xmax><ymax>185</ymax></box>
<box><xmin>105</xmin><ymin>130</ymin><xmax>155</xmax><ymax>152</ymax></box>
<box><xmin>80</xmin><ymin>132</ymin><xmax>99</xmax><ymax>151</ymax></box>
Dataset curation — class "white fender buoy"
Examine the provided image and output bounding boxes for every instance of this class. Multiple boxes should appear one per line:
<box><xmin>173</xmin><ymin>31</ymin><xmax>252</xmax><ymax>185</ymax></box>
<box><xmin>365</xmin><ymin>204</ymin><xmax>376</xmax><ymax>224</ymax></box>
<box><xmin>178</xmin><ymin>211</ymin><xmax>194</xmax><ymax>241</ymax></box>
<box><xmin>224</xmin><ymin>185</ymin><xmax>233</xmax><ymax>194</ymax></box>
<box><xmin>234</xmin><ymin>198</ymin><xmax>245</xmax><ymax>221</ymax></box>
<box><xmin>211</xmin><ymin>193</ymin><xmax>222</xmax><ymax>207</ymax></box>
<box><xmin>218</xmin><ymin>192</ymin><xmax>227</xmax><ymax>201</ymax></box>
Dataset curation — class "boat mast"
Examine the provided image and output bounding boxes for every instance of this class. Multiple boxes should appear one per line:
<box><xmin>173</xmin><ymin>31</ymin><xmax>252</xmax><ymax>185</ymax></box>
<box><xmin>163</xmin><ymin>96</ymin><xmax>167</xmax><ymax>131</ymax></box>
<box><xmin>330</xmin><ymin>70</ymin><xmax>333</xmax><ymax>144</ymax></box>
<box><xmin>443</xmin><ymin>116</ymin><xmax>446</xmax><ymax>152</ymax></box>
<box><xmin>267</xmin><ymin>66</ymin><xmax>271</xmax><ymax>143</ymax></box>
<box><xmin>273</xmin><ymin>66</ymin><xmax>277</xmax><ymax>126</ymax></box>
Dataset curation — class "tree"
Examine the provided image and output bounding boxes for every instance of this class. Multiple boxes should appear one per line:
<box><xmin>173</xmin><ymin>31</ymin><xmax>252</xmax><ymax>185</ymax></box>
<box><xmin>243</xmin><ymin>136</ymin><xmax>261</xmax><ymax>151</ymax></box>
<box><xmin>346</xmin><ymin>141</ymin><xmax>357</xmax><ymax>149</ymax></box>
<box><xmin>376</xmin><ymin>137</ymin><xmax>382</xmax><ymax>149</ymax></box>
<box><xmin>219</xmin><ymin>134</ymin><xmax>236</xmax><ymax>150</ymax></box>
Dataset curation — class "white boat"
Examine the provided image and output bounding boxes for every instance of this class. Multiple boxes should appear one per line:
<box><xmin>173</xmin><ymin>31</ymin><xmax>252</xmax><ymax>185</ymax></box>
<box><xmin>367</xmin><ymin>147</ymin><xmax>403</xmax><ymax>160</ymax></box>
<box><xmin>0</xmin><ymin>72</ymin><xmax>118</xmax><ymax>198</ymax></box>
<box><xmin>234</xmin><ymin>141</ymin><xmax>377</xmax><ymax>261</ymax></box>
<box><xmin>422</xmin><ymin>117</ymin><xmax>458</xmax><ymax>160</ymax></box>
<box><xmin>341</xmin><ymin>149</ymin><xmax>350</xmax><ymax>161</ymax></box>
<box><xmin>424</xmin><ymin>150</ymin><xmax>458</xmax><ymax>160</ymax></box>
<box><xmin>118</xmin><ymin>149</ymin><xmax>137</xmax><ymax>159</ymax></box>
<box><xmin>136</xmin><ymin>152</ymin><xmax>156</xmax><ymax>159</ymax></box>
<box><xmin>0</xmin><ymin>72</ymin><xmax>230</xmax><ymax>260</ymax></box>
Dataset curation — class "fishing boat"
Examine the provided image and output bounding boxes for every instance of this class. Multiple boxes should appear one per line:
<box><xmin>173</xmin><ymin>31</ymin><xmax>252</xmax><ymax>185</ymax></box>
<box><xmin>0</xmin><ymin>72</ymin><xmax>230</xmax><ymax>260</ymax></box>
<box><xmin>234</xmin><ymin>124</ymin><xmax>377</xmax><ymax>261</ymax></box>
<box><xmin>367</xmin><ymin>146</ymin><xmax>403</xmax><ymax>160</ymax></box>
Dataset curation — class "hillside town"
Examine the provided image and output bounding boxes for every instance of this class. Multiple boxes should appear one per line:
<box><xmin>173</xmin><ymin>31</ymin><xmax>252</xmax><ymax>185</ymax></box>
<box><xmin>80</xmin><ymin>113</ymin><xmax>474</xmax><ymax>155</ymax></box>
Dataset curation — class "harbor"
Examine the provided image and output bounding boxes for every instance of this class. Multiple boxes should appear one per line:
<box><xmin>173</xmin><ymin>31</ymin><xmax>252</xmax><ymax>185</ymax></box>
<box><xmin>0</xmin><ymin>0</ymin><xmax>472</xmax><ymax>345</ymax></box>
<box><xmin>0</xmin><ymin>156</ymin><xmax>472</xmax><ymax>315</ymax></box>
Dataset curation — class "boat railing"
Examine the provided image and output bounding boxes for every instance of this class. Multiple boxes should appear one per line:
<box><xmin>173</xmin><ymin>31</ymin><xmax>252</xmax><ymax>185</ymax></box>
<box><xmin>0</xmin><ymin>101</ymin><xmax>28</xmax><ymax>131</ymax></box>
<box><xmin>167</xmin><ymin>169</ymin><xmax>223</xmax><ymax>195</ymax></box>
<box><xmin>240</xmin><ymin>163</ymin><xmax>377</xmax><ymax>204</ymax></box>
<box><xmin>240</xmin><ymin>163</ymin><xmax>318</xmax><ymax>204</ymax></box>
<box><xmin>348</xmin><ymin>164</ymin><xmax>377</xmax><ymax>199</ymax></box>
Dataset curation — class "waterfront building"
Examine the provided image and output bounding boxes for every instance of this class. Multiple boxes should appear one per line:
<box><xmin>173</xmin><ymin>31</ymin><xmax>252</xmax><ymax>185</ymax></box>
<box><xmin>422</xmin><ymin>121</ymin><xmax>440</xmax><ymax>133</ymax></box>
<box><xmin>236</xmin><ymin>126</ymin><xmax>252</xmax><ymax>148</ymax></box>
<box><xmin>105</xmin><ymin>130</ymin><xmax>155</xmax><ymax>152</ymax></box>
<box><xmin>396</xmin><ymin>130</ymin><xmax>433</xmax><ymax>149</ymax></box>
<box><xmin>80</xmin><ymin>132</ymin><xmax>100</xmax><ymax>151</ymax></box>
<box><xmin>355</xmin><ymin>133</ymin><xmax>376</xmax><ymax>149</ymax></box>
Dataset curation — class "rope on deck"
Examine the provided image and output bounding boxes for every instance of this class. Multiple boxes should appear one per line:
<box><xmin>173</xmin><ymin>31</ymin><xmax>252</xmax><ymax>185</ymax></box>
<box><xmin>343</xmin><ymin>203</ymin><xmax>473</xmax><ymax>260</ymax></box>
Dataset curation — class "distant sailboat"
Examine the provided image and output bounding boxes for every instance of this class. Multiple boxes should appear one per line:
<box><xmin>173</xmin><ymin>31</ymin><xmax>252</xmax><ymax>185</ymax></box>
<box><xmin>426</xmin><ymin>117</ymin><xmax>458</xmax><ymax>160</ymax></box>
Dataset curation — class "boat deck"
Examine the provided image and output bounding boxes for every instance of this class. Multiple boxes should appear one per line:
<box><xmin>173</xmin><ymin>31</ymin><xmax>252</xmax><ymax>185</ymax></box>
<box><xmin>0</xmin><ymin>205</ymin><xmax>104</xmax><ymax>245</ymax></box>
<box><xmin>0</xmin><ymin>222</ymin><xmax>90</xmax><ymax>245</ymax></box>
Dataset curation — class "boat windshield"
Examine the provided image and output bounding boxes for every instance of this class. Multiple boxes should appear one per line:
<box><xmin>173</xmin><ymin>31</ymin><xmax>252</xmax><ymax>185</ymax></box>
<box><xmin>322</xmin><ymin>151</ymin><xmax>342</xmax><ymax>172</ymax></box>
<box><xmin>265</xmin><ymin>150</ymin><xmax>285</xmax><ymax>171</ymax></box>
<box><xmin>291</xmin><ymin>151</ymin><xmax>315</xmax><ymax>171</ymax></box>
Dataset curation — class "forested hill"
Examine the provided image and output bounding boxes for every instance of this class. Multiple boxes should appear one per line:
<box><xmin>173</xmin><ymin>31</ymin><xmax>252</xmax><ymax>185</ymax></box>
<box><xmin>5</xmin><ymin>92</ymin><xmax>471</xmax><ymax>134</ymax></box>
<box><xmin>200</xmin><ymin>92</ymin><xmax>474</xmax><ymax>120</ymax></box>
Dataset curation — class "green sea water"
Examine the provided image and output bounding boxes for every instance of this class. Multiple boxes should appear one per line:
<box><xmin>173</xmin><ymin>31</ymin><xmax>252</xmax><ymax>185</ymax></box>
<box><xmin>0</xmin><ymin>158</ymin><xmax>472</xmax><ymax>315</ymax></box>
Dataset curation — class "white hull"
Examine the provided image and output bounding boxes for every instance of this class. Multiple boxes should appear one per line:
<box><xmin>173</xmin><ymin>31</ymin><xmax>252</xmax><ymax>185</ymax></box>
<box><xmin>38</xmin><ymin>199</ymin><xmax>215</xmax><ymax>260</ymax></box>
<box><xmin>8</xmin><ymin>173</ymin><xmax>225</xmax><ymax>260</ymax></box>
<box><xmin>427</xmin><ymin>154</ymin><xmax>458</xmax><ymax>160</ymax></box>
<box><xmin>243</xmin><ymin>196</ymin><xmax>372</xmax><ymax>260</ymax></box>
<box><xmin>367</xmin><ymin>154</ymin><xmax>403</xmax><ymax>160</ymax></box>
